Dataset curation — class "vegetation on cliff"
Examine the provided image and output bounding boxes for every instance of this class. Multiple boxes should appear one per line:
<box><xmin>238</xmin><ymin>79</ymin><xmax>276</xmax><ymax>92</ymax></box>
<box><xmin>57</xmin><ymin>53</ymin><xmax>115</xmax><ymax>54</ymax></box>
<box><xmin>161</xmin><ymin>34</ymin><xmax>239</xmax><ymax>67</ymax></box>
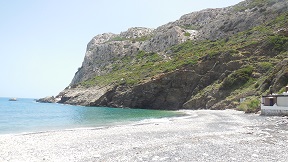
<box><xmin>39</xmin><ymin>0</ymin><xmax>288</xmax><ymax>113</ymax></box>
<box><xmin>78</xmin><ymin>10</ymin><xmax>288</xmax><ymax>112</ymax></box>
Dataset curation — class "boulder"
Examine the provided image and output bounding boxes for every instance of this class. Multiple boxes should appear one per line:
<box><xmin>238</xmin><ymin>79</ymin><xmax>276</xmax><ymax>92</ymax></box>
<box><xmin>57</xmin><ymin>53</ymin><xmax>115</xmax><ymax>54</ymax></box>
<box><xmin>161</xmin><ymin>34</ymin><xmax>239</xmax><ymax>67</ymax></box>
<box><xmin>36</xmin><ymin>96</ymin><xmax>56</xmax><ymax>103</ymax></box>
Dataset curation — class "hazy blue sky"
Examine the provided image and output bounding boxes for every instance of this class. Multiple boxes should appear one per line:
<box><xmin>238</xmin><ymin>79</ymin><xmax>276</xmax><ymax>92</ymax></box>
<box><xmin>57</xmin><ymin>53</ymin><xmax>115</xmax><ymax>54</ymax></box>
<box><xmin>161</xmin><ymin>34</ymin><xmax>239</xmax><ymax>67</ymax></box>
<box><xmin>0</xmin><ymin>0</ymin><xmax>244</xmax><ymax>98</ymax></box>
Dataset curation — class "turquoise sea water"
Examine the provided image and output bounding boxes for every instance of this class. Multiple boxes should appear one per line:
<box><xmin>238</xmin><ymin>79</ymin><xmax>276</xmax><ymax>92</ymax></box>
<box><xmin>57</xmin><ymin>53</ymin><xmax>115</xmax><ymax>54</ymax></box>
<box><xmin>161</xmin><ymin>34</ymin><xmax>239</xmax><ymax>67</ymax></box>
<box><xmin>0</xmin><ymin>97</ymin><xmax>181</xmax><ymax>134</ymax></box>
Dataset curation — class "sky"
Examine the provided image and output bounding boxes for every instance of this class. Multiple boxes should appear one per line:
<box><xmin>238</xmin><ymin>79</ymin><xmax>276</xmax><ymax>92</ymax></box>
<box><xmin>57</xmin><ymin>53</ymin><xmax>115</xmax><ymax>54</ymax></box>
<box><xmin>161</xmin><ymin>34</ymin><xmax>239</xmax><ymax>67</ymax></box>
<box><xmin>0</xmin><ymin>0</ymin><xmax>244</xmax><ymax>98</ymax></box>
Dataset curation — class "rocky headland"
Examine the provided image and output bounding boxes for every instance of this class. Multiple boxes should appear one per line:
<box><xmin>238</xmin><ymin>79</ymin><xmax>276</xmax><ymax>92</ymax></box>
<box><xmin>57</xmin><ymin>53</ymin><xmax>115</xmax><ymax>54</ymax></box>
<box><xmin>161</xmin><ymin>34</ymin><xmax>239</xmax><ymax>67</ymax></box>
<box><xmin>38</xmin><ymin>0</ymin><xmax>288</xmax><ymax>112</ymax></box>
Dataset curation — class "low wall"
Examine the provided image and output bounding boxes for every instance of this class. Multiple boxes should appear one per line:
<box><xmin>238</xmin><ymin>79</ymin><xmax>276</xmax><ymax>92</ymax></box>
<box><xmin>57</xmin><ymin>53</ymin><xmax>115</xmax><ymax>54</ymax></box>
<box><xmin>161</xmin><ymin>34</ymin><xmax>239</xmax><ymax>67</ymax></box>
<box><xmin>261</xmin><ymin>105</ymin><xmax>288</xmax><ymax>116</ymax></box>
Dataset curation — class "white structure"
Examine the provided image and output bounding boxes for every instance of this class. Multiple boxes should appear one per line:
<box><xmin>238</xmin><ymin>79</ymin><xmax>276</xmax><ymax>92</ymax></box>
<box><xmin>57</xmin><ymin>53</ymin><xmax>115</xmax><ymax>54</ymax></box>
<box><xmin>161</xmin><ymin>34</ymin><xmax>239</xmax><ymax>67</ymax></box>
<box><xmin>8</xmin><ymin>98</ymin><xmax>17</xmax><ymax>101</ymax></box>
<box><xmin>261</xmin><ymin>86</ymin><xmax>288</xmax><ymax>116</ymax></box>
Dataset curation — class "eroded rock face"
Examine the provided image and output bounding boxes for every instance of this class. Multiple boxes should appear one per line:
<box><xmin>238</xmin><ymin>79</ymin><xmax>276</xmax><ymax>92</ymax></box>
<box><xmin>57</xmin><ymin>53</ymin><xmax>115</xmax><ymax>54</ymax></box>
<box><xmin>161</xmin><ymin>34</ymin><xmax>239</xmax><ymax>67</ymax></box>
<box><xmin>120</xmin><ymin>27</ymin><xmax>154</xmax><ymax>39</ymax></box>
<box><xmin>36</xmin><ymin>96</ymin><xmax>56</xmax><ymax>103</ymax></box>
<box><xmin>38</xmin><ymin>0</ymin><xmax>288</xmax><ymax>110</ymax></box>
<box><xmin>141</xmin><ymin>26</ymin><xmax>192</xmax><ymax>52</ymax></box>
<box><xmin>91</xmin><ymin>52</ymin><xmax>243</xmax><ymax>109</ymax></box>
<box><xmin>70</xmin><ymin>25</ymin><xmax>192</xmax><ymax>85</ymax></box>
<box><xmin>71</xmin><ymin>0</ymin><xmax>287</xmax><ymax>86</ymax></box>
<box><xmin>54</xmin><ymin>85</ymin><xmax>112</xmax><ymax>106</ymax></box>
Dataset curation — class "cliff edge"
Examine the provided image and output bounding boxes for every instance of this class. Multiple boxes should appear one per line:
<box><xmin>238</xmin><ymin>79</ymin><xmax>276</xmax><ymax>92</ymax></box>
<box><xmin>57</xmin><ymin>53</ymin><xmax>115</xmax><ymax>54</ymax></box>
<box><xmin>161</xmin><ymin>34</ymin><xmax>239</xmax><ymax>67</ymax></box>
<box><xmin>38</xmin><ymin>0</ymin><xmax>288</xmax><ymax>112</ymax></box>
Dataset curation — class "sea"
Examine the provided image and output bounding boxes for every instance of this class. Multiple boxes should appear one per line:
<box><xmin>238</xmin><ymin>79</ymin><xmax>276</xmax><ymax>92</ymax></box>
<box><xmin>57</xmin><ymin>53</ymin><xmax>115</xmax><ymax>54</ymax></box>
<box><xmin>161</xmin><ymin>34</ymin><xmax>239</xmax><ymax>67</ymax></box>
<box><xmin>0</xmin><ymin>97</ymin><xmax>182</xmax><ymax>134</ymax></box>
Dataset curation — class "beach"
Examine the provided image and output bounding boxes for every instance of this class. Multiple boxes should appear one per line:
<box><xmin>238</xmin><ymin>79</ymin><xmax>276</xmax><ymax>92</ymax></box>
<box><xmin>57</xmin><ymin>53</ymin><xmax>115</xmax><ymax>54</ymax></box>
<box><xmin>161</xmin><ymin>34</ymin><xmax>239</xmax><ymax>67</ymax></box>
<box><xmin>1</xmin><ymin>109</ymin><xmax>288</xmax><ymax>162</ymax></box>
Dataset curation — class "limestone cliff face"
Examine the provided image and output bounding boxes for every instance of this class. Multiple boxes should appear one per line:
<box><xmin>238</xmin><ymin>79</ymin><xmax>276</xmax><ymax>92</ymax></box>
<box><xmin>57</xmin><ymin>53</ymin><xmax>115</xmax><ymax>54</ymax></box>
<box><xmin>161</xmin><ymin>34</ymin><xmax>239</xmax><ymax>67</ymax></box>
<box><xmin>71</xmin><ymin>0</ymin><xmax>287</xmax><ymax>86</ymax></box>
<box><xmin>70</xmin><ymin>26</ymin><xmax>192</xmax><ymax>85</ymax></box>
<box><xmin>38</xmin><ymin>0</ymin><xmax>288</xmax><ymax>110</ymax></box>
<box><xmin>70</xmin><ymin>31</ymin><xmax>147</xmax><ymax>85</ymax></box>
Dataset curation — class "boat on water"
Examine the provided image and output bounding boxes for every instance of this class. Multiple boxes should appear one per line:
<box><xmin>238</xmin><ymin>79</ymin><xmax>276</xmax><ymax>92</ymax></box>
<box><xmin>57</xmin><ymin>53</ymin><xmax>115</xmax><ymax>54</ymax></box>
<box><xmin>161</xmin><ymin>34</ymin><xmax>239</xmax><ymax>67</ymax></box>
<box><xmin>9</xmin><ymin>98</ymin><xmax>17</xmax><ymax>101</ymax></box>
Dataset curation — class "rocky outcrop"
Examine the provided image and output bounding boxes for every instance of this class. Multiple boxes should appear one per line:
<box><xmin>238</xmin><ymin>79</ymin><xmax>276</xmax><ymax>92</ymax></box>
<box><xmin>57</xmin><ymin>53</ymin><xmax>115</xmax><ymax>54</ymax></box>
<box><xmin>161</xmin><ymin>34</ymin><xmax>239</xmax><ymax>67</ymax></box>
<box><xmin>119</xmin><ymin>27</ymin><xmax>154</xmax><ymax>39</ymax></box>
<box><xmin>91</xmin><ymin>51</ymin><xmax>243</xmax><ymax>109</ymax></box>
<box><xmin>38</xmin><ymin>0</ymin><xmax>288</xmax><ymax>111</ymax></box>
<box><xmin>47</xmin><ymin>50</ymin><xmax>246</xmax><ymax>109</ymax></box>
<box><xmin>55</xmin><ymin>85</ymin><xmax>112</xmax><ymax>106</ymax></box>
<box><xmin>36</xmin><ymin>96</ymin><xmax>57</xmax><ymax>103</ymax></box>
<box><xmin>156</xmin><ymin>0</ymin><xmax>288</xmax><ymax>40</ymax></box>
<box><xmin>70</xmin><ymin>25</ymin><xmax>192</xmax><ymax>85</ymax></box>
<box><xmin>70</xmin><ymin>0</ymin><xmax>287</xmax><ymax>86</ymax></box>
<box><xmin>277</xmin><ymin>28</ymin><xmax>288</xmax><ymax>37</ymax></box>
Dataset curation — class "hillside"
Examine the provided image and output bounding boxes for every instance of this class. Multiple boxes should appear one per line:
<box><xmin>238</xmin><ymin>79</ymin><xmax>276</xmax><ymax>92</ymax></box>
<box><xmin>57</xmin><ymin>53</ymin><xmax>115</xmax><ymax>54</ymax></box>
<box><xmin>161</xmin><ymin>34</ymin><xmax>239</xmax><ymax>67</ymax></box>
<box><xmin>38</xmin><ymin>0</ymin><xmax>288</xmax><ymax>112</ymax></box>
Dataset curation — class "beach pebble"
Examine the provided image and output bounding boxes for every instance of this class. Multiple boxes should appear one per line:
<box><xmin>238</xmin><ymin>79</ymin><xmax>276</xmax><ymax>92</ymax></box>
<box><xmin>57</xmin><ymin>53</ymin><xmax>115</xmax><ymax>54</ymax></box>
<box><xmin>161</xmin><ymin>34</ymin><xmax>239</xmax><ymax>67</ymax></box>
<box><xmin>1</xmin><ymin>110</ymin><xmax>288</xmax><ymax>161</ymax></box>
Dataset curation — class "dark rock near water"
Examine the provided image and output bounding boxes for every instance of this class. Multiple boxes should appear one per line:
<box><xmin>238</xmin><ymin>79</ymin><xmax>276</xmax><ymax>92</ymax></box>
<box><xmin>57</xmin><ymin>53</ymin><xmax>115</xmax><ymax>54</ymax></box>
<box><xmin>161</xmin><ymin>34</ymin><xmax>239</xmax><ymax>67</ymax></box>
<box><xmin>36</xmin><ymin>96</ymin><xmax>56</xmax><ymax>103</ymax></box>
<box><xmin>38</xmin><ymin>0</ymin><xmax>288</xmax><ymax>111</ymax></box>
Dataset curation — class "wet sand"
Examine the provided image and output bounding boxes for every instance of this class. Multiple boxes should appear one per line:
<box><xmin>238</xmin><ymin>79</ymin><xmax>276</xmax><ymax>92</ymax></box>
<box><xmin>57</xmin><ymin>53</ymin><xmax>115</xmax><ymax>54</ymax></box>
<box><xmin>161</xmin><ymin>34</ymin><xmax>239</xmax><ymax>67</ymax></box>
<box><xmin>1</xmin><ymin>110</ymin><xmax>288</xmax><ymax>162</ymax></box>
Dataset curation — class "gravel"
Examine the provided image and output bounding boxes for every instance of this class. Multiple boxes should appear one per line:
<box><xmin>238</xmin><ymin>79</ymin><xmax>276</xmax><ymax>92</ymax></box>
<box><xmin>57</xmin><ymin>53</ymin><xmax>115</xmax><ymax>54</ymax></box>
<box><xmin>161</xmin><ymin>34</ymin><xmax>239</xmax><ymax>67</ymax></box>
<box><xmin>1</xmin><ymin>109</ymin><xmax>288</xmax><ymax>162</ymax></box>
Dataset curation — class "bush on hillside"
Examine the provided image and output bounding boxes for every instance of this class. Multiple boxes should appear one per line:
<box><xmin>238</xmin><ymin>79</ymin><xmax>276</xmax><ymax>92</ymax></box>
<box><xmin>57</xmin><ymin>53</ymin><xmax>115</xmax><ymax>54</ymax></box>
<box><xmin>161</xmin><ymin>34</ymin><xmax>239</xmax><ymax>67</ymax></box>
<box><xmin>220</xmin><ymin>66</ymin><xmax>254</xmax><ymax>90</ymax></box>
<box><xmin>237</xmin><ymin>97</ymin><xmax>260</xmax><ymax>113</ymax></box>
<box><xmin>268</xmin><ymin>35</ymin><xmax>288</xmax><ymax>52</ymax></box>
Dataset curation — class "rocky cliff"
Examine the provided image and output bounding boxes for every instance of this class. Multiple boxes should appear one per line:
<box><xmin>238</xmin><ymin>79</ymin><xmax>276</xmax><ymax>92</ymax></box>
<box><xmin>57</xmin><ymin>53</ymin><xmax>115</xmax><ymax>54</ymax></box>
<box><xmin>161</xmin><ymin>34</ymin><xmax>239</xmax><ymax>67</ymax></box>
<box><xmin>38</xmin><ymin>0</ymin><xmax>288</xmax><ymax>112</ymax></box>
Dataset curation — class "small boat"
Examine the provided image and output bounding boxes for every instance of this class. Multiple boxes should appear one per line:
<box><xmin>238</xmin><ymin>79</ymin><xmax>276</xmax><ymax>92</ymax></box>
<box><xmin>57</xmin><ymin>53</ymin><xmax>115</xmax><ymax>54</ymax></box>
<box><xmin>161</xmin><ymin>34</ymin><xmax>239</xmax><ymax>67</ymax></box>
<box><xmin>9</xmin><ymin>98</ymin><xmax>17</xmax><ymax>101</ymax></box>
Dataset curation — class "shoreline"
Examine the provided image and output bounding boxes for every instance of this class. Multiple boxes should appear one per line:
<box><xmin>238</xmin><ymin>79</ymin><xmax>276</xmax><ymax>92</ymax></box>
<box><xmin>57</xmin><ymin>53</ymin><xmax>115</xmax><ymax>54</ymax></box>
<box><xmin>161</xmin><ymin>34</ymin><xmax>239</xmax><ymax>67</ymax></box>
<box><xmin>0</xmin><ymin>109</ymin><xmax>186</xmax><ymax>136</ymax></box>
<box><xmin>0</xmin><ymin>109</ymin><xmax>198</xmax><ymax>136</ymax></box>
<box><xmin>0</xmin><ymin>98</ymin><xmax>183</xmax><ymax>135</ymax></box>
<box><xmin>1</xmin><ymin>109</ymin><xmax>288</xmax><ymax>161</ymax></box>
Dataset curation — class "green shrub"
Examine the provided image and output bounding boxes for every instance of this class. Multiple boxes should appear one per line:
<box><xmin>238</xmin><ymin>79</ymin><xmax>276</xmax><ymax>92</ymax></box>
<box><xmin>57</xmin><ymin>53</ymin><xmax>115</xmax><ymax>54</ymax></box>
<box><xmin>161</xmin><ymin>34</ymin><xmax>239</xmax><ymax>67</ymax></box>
<box><xmin>254</xmin><ymin>82</ymin><xmax>260</xmax><ymax>88</ymax></box>
<box><xmin>184</xmin><ymin>32</ymin><xmax>191</xmax><ymax>37</ymax></box>
<box><xmin>258</xmin><ymin>62</ymin><xmax>273</xmax><ymax>72</ymax></box>
<box><xmin>229</xmin><ymin>49</ymin><xmax>239</xmax><ymax>55</ymax></box>
<box><xmin>234</xmin><ymin>0</ymin><xmax>271</xmax><ymax>12</ymax></box>
<box><xmin>238</xmin><ymin>97</ymin><xmax>260</xmax><ymax>113</ymax></box>
<box><xmin>136</xmin><ymin>51</ymin><xmax>161</xmax><ymax>62</ymax></box>
<box><xmin>268</xmin><ymin>35</ymin><xmax>288</xmax><ymax>52</ymax></box>
<box><xmin>278</xmin><ymin>86</ymin><xmax>287</xmax><ymax>94</ymax></box>
<box><xmin>221</xmin><ymin>66</ymin><xmax>254</xmax><ymax>90</ymax></box>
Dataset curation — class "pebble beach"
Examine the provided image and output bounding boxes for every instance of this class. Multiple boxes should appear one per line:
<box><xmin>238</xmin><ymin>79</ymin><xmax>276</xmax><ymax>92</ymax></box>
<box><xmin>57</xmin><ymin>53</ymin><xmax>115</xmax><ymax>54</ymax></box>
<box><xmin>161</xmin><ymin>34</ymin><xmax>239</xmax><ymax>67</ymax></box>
<box><xmin>1</xmin><ymin>109</ymin><xmax>288</xmax><ymax>162</ymax></box>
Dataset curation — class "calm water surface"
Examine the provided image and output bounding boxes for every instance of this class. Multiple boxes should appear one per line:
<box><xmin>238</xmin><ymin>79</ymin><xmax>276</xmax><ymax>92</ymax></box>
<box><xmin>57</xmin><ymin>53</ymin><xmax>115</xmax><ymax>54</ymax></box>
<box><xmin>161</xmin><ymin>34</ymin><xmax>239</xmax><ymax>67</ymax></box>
<box><xmin>0</xmin><ymin>98</ymin><xmax>181</xmax><ymax>134</ymax></box>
